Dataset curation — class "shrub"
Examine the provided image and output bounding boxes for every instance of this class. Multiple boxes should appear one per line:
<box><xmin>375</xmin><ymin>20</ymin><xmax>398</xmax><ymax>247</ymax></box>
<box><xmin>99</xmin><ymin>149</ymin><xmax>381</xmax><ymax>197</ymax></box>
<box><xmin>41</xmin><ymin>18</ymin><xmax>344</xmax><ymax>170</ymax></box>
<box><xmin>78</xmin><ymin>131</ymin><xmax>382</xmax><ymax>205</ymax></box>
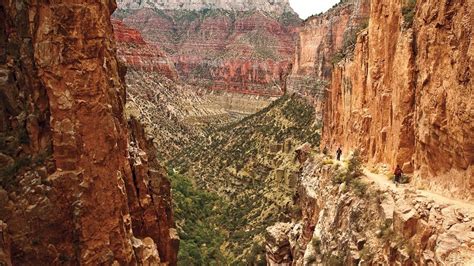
<box><xmin>402</xmin><ymin>0</ymin><xmax>417</xmax><ymax>28</ymax></box>
<box><xmin>350</xmin><ymin>178</ymin><xmax>368</xmax><ymax>197</ymax></box>
<box><xmin>311</xmin><ymin>237</ymin><xmax>322</xmax><ymax>254</ymax></box>
<box><xmin>326</xmin><ymin>254</ymin><xmax>344</xmax><ymax>266</ymax></box>
<box><xmin>305</xmin><ymin>254</ymin><xmax>317</xmax><ymax>264</ymax></box>
<box><xmin>346</xmin><ymin>149</ymin><xmax>363</xmax><ymax>180</ymax></box>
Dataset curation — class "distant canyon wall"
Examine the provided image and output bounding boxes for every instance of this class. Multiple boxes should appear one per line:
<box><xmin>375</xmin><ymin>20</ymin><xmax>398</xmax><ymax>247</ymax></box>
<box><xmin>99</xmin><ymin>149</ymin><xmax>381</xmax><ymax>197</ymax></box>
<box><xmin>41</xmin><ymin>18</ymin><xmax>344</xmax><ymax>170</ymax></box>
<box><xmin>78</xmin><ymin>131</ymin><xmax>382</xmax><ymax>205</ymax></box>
<box><xmin>117</xmin><ymin>0</ymin><xmax>294</xmax><ymax>15</ymax></box>
<box><xmin>0</xmin><ymin>0</ymin><xmax>178</xmax><ymax>264</ymax></box>
<box><xmin>113</xmin><ymin>1</ymin><xmax>301</xmax><ymax>97</ymax></box>
<box><xmin>292</xmin><ymin>0</ymin><xmax>473</xmax><ymax>200</ymax></box>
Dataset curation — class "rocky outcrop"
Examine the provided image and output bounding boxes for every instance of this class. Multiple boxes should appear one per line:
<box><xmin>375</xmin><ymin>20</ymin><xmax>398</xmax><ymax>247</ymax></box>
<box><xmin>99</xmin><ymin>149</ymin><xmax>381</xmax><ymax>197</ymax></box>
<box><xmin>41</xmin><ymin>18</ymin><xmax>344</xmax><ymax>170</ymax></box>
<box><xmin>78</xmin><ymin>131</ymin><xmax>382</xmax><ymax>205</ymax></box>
<box><xmin>266</xmin><ymin>155</ymin><xmax>474</xmax><ymax>265</ymax></box>
<box><xmin>117</xmin><ymin>0</ymin><xmax>294</xmax><ymax>16</ymax></box>
<box><xmin>290</xmin><ymin>0</ymin><xmax>473</xmax><ymax>199</ymax></box>
<box><xmin>0</xmin><ymin>0</ymin><xmax>177</xmax><ymax>264</ymax></box>
<box><xmin>0</xmin><ymin>221</ymin><xmax>11</xmax><ymax>266</ymax></box>
<box><xmin>114</xmin><ymin>6</ymin><xmax>300</xmax><ymax>96</ymax></box>
<box><xmin>113</xmin><ymin>19</ymin><xmax>178</xmax><ymax>80</ymax></box>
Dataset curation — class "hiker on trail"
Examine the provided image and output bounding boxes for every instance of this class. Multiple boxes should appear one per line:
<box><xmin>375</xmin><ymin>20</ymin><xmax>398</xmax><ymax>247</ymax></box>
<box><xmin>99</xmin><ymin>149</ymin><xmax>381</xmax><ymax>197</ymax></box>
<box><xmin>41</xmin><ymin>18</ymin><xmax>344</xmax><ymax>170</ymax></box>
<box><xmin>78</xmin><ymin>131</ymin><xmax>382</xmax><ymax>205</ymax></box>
<box><xmin>336</xmin><ymin>147</ymin><xmax>342</xmax><ymax>161</ymax></box>
<box><xmin>394</xmin><ymin>165</ymin><xmax>403</xmax><ymax>184</ymax></box>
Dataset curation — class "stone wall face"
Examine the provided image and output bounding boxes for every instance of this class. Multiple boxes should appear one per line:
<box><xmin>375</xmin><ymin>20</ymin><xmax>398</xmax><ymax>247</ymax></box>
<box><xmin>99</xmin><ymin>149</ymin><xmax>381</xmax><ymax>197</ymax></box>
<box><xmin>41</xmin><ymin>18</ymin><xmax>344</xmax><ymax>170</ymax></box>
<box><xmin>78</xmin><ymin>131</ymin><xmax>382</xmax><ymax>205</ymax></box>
<box><xmin>413</xmin><ymin>0</ymin><xmax>474</xmax><ymax>199</ymax></box>
<box><xmin>317</xmin><ymin>0</ymin><xmax>473</xmax><ymax>199</ymax></box>
<box><xmin>0</xmin><ymin>0</ymin><xmax>178</xmax><ymax>264</ymax></box>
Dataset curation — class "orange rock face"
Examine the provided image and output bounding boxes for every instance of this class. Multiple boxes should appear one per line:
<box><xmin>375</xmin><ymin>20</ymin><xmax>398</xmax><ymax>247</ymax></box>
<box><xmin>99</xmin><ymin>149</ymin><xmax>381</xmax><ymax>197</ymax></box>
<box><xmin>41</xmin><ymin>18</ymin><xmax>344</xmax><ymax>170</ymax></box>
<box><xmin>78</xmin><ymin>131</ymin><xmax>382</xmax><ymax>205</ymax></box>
<box><xmin>288</xmin><ymin>0</ymin><xmax>370</xmax><ymax>116</ymax></box>
<box><xmin>316</xmin><ymin>0</ymin><xmax>473</xmax><ymax>200</ymax></box>
<box><xmin>0</xmin><ymin>0</ymin><xmax>178</xmax><ymax>264</ymax></box>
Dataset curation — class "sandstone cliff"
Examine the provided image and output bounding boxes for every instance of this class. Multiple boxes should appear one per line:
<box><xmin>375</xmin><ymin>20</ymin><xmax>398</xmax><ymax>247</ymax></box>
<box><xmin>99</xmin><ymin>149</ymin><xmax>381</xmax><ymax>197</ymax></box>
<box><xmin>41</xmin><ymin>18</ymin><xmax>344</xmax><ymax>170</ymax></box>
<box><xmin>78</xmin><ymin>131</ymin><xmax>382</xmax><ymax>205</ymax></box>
<box><xmin>292</xmin><ymin>0</ymin><xmax>473</xmax><ymax>200</ymax></box>
<box><xmin>0</xmin><ymin>1</ymin><xmax>177</xmax><ymax>264</ymax></box>
<box><xmin>114</xmin><ymin>5</ymin><xmax>300</xmax><ymax>96</ymax></box>
<box><xmin>287</xmin><ymin>0</ymin><xmax>370</xmax><ymax>118</ymax></box>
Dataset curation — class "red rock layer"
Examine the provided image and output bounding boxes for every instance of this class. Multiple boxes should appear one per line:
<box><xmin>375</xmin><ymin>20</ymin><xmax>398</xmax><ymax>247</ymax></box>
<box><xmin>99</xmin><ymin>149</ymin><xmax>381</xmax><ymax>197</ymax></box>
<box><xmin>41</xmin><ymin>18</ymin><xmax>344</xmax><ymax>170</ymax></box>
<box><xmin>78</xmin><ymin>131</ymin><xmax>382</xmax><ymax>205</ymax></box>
<box><xmin>116</xmin><ymin>8</ymin><xmax>300</xmax><ymax>96</ymax></box>
<box><xmin>112</xmin><ymin>19</ymin><xmax>178</xmax><ymax>80</ymax></box>
<box><xmin>321</xmin><ymin>0</ymin><xmax>473</xmax><ymax>199</ymax></box>
<box><xmin>0</xmin><ymin>1</ymin><xmax>178</xmax><ymax>264</ymax></box>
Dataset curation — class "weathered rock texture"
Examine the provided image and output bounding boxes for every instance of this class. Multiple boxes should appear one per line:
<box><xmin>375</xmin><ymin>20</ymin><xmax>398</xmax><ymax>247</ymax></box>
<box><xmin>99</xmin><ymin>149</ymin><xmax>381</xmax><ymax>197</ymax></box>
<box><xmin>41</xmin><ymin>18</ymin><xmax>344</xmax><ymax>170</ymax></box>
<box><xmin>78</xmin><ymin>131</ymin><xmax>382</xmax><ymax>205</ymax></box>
<box><xmin>266</xmin><ymin>156</ymin><xmax>474</xmax><ymax>265</ymax></box>
<box><xmin>293</xmin><ymin>0</ymin><xmax>473</xmax><ymax>199</ymax></box>
<box><xmin>117</xmin><ymin>0</ymin><xmax>294</xmax><ymax>16</ymax></box>
<box><xmin>114</xmin><ymin>4</ymin><xmax>300</xmax><ymax>96</ymax></box>
<box><xmin>0</xmin><ymin>0</ymin><xmax>177</xmax><ymax>264</ymax></box>
<box><xmin>287</xmin><ymin>0</ymin><xmax>370</xmax><ymax>118</ymax></box>
<box><xmin>113</xmin><ymin>19</ymin><xmax>178</xmax><ymax>80</ymax></box>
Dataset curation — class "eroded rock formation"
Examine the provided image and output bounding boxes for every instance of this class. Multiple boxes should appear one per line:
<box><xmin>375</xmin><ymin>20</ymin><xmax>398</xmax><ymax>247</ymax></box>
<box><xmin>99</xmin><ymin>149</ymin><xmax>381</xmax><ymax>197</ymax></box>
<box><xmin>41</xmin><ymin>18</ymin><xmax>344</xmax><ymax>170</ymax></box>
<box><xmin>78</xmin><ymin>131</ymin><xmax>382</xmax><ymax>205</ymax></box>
<box><xmin>0</xmin><ymin>0</ymin><xmax>177</xmax><ymax>264</ymax></box>
<box><xmin>117</xmin><ymin>0</ymin><xmax>294</xmax><ymax>16</ymax></box>
<box><xmin>266</xmin><ymin>155</ymin><xmax>474</xmax><ymax>265</ymax></box>
<box><xmin>291</xmin><ymin>0</ymin><xmax>473</xmax><ymax>199</ymax></box>
<box><xmin>114</xmin><ymin>1</ymin><xmax>300</xmax><ymax>96</ymax></box>
<box><xmin>113</xmin><ymin>19</ymin><xmax>178</xmax><ymax>80</ymax></box>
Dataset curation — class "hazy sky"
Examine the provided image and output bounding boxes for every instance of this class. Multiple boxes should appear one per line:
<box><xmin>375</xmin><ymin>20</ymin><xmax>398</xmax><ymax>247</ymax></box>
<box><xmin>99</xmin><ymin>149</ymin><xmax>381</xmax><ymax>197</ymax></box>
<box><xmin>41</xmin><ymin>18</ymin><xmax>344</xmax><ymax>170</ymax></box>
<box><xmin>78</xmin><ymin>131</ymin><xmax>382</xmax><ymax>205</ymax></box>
<box><xmin>289</xmin><ymin>0</ymin><xmax>340</xmax><ymax>19</ymax></box>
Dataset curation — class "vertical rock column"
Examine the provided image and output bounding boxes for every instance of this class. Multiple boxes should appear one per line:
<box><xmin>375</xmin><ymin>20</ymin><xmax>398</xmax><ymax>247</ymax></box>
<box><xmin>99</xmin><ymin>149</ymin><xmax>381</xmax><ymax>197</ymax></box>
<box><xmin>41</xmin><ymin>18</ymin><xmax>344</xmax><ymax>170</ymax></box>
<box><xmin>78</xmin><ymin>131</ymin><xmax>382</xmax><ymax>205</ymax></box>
<box><xmin>33</xmin><ymin>0</ymin><xmax>137</xmax><ymax>264</ymax></box>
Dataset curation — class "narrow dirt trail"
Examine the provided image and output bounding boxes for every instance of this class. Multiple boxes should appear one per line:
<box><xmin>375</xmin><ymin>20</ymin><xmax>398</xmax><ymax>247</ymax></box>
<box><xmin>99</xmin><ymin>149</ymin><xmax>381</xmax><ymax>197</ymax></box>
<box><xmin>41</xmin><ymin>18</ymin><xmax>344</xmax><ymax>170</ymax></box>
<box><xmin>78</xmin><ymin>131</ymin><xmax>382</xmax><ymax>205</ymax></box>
<box><xmin>362</xmin><ymin>169</ymin><xmax>474</xmax><ymax>216</ymax></box>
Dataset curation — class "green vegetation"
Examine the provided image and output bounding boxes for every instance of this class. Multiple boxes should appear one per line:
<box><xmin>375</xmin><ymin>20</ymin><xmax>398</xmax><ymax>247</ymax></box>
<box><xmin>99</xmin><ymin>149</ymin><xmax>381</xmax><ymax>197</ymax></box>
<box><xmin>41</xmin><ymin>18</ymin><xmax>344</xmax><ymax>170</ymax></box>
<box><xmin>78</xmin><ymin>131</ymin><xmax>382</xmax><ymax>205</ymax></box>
<box><xmin>169</xmin><ymin>171</ymin><xmax>230</xmax><ymax>265</ymax></box>
<box><xmin>402</xmin><ymin>0</ymin><xmax>417</xmax><ymax>28</ymax></box>
<box><xmin>331</xmin><ymin>19</ymin><xmax>369</xmax><ymax>64</ymax></box>
<box><xmin>331</xmin><ymin>149</ymin><xmax>369</xmax><ymax>197</ymax></box>
<box><xmin>170</xmin><ymin>94</ymin><xmax>321</xmax><ymax>263</ymax></box>
<box><xmin>311</xmin><ymin>237</ymin><xmax>322</xmax><ymax>254</ymax></box>
<box><xmin>278</xmin><ymin>12</ymin><xmax>302</xmax><ymax>27</ymax></box>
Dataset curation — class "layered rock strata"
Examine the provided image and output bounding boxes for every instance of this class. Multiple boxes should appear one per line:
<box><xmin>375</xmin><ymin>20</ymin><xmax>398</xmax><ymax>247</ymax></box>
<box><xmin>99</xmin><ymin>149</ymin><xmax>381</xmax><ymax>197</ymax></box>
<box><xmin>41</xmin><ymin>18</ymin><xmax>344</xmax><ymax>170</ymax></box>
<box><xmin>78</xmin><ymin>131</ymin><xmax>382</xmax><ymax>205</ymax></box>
<box><xmin>113</xmin><ymin>19</ymin><xmax>178</xmax><ymax>80</ymax></box>
<box><xmin>0</xmin><ymin>0</ymin><xmax>177</xmax><ymax>264</ymax></box>
<box><xmin>117</xmin><ymin>0</ymin><xmax>294</xmax><ymax>15</ymax></box>
<box><xmin>114</xmin><ymin>3</ymin><xmax>300</xmax><ymax>96</ymax></box>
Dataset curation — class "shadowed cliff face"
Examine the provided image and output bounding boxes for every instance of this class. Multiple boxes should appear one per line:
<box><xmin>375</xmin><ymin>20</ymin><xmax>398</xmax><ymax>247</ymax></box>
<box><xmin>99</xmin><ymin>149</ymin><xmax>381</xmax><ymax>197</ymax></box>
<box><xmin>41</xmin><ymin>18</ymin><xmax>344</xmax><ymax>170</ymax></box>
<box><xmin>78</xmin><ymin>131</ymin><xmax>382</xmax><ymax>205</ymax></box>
<box><xmin>0</xmin><ymin>1</ymin><xmax>178</xmax><ymax>264</ymax></box>
<box><xmin>290</xmin><ymin>0</ymin><xmax>473</xmax><ymax>200</ymax></box>
<box><xmin>113</xmin><ymin>5</ymin><xmax>301</xmax><ymax>96</ymax></box>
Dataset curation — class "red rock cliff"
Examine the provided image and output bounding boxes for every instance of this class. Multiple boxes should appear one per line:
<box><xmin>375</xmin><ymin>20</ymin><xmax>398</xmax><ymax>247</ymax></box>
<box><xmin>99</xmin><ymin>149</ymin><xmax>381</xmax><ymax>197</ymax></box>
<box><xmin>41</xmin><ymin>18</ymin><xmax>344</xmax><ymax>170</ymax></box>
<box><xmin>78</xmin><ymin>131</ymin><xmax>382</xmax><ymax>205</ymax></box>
<box><xmin>114</xmin><ymin>8</ymin><xmax>300</xmax><ymax>96</ymax></box>
<box><xmin>0</xmin><ymin>0</ymin><xmax>178</xmax><ymax>264</ymax></box>
<box><xmin>319</xmin><ymin>0</ymin><xmax>473</xmax><ymax>199</ymax></box>
<box><xmin>288</xmin><ymin>0</ymin><xmax>370</xmax><ymax>117</ymax></box>
<box><xmin>112</xmin><ymin>19</ymin><xmax>178</xmax><ymax>80</ymax></box>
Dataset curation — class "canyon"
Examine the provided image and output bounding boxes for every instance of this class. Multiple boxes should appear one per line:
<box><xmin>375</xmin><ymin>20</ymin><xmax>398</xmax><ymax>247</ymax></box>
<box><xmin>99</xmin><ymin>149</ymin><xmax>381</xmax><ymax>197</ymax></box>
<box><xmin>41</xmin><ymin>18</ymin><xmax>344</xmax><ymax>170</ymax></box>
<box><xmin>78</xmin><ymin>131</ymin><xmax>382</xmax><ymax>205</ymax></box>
<box><xmin>114</xmin><ymin>0</ymin><xmax>301</xmax><ymax>97</ymax></box>
<box><xmin>0</xmin><ymin>0</ymin><xmax>472</xmax><ymax>265</ymax></box>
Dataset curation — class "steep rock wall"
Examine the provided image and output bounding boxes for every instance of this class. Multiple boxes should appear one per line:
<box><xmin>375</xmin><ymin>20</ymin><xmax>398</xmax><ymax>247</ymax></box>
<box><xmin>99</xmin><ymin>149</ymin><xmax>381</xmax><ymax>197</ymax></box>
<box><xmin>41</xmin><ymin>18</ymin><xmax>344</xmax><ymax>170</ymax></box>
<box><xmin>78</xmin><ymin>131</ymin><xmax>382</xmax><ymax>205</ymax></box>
<box><xmin>0</xmin><ymin>0</ymin><xmax>177</xmax><ymax>264</ymax></box>
<box><xmin>413</xmin><ymin>0</ymin><xmax>474</xmax><ymax>199</ymax></box>
<box><xmin>317</xmin><ymin>0</ymin><xmax>473</xmax><ymax>199</ymax></box>
<box><xmin>287</xmin><ymin>0</ymin><xmax>370</xmax><ymax>117</ymax></box>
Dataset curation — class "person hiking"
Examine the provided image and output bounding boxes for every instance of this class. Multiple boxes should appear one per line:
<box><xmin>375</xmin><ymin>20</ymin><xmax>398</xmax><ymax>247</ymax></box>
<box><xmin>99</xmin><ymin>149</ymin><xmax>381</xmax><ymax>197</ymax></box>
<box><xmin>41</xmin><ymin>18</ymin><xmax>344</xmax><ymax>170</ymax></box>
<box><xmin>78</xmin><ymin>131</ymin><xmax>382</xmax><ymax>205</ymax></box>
<box><xmin>394</xmin><ymin>165</ymin><xmax>403</xmax><ymax>185</ymax></box>
<box><xmin>336</xmin><ymin>147</ymin><xmax>342</xmax><ymax>161</ymax></box>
